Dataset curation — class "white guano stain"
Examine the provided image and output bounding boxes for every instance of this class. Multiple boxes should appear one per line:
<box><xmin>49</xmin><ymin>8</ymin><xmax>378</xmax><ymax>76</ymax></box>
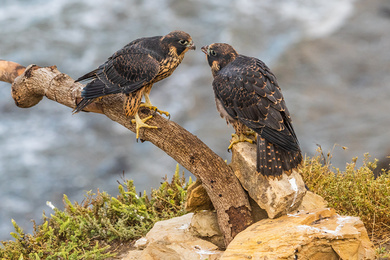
<box><xmin>177</xmin><ymin>223</ymin><xmax>189</xmax><ymax>230</ymax></box>
<box><xmin>289</xmin><ymin>177</ymin><xmax>298</xmax><ymax>207</ymax></box>
<box><xmin>297</xmin><ymin>215</ymin><xmax>354</xmax><ymax>238</ymax></box>
<box><xmin>194</xmin><ymin>245</ymin><xmax>217</xmax><ymax>256</ymax></box>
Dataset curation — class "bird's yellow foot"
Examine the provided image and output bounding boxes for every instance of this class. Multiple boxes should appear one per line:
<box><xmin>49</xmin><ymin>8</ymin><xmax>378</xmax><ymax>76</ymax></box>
<box><xmin>142</xmin><ymin>93</ymin><xmax>170</xmax><ymax>118</ymax></box>
<box><xmin>228</xmin><ymin>133</ymin><xmax>255</xmax><ymax>151</ymax></box>
<box><xmin>244</xmin><ymin>129</ymin><xmax>256</xmax><ymax>137</ymax></box>
<box><xmin>139</xmin><ymin>103</ymin><xmax>170</xmax><ymax>118</ymax></box>
<box><xmin>131</xmin><ymin>113</ymin><xmax>158</xmax><ymax>140</ymax></box>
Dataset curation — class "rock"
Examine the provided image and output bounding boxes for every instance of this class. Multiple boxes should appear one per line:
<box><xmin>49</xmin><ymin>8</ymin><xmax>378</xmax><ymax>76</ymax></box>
<box><xmin>141</xmin><ymin>241</ymin><xmax>181</xmax><ymax>260</ymax></box>
<box><xmin>185</xmin><ymin>178</ymin><xmax>214</xmax><ymax>212</ymax></box>
<box><xmin>230</xmin><ymin>141</ymin><xmax>307</xmax><ymax>218</ymax></box>
<box><xmin>121</xmin><ymin>249</ymin><xmax>143</xmax><ymax>260</ymax></box>
<box><xmin>222</xmin><ymin>208</ymin><xmax>375</xmax><ymax>260</ymax></box>
<box><xmin>248</xmin><ymin>196</ymin><xmax>269</xmax><ymax>222</ymax></box>
<box><xmin>187</xmin><ymin>178</ymin><xmax>269</xmax><ymax>222</ymax></box>
<box><xmin>122</xmin><ymin>213</ymin><xmax>223</xmax><ymax>260</ymax></box>
<box><xmin>134</xmin><ymin>237</ymin><xmax>148</xmax><ymax>250</ymax></box>
<box><xmin>190</xmin><ymin>210</ymin><xmax>225</xmax><ymax>249</ymax></box>
<box><xmin>298</xmin><ymin>191</ymin><xmax>328</xmax><ymax>211</ymax></box>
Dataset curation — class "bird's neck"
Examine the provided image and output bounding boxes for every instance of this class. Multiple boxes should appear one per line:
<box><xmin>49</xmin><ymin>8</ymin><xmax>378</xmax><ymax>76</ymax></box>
<box><xmin>211</xmin><ymin>61</ymin><xmax>221</xmax><ymax>77</ymax></box>
<box><xmin>168</xmin><ymin>46</ymin><xmax>185</xmax><ymax>63</ymax></box>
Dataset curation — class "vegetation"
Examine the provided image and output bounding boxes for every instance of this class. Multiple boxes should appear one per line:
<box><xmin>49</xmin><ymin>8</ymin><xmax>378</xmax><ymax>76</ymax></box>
<box><xmin>0</xmin><ymin>165</ymin><xmax>191</xmax><ymax>260</ymax></box>
<box><xmin>1</xmin><ymin>150</ymin><xmax>390</xmax><ymax>259</ymax></box>
<box><xmin>301</xmin><ymin>147</ymin><xmax>390</xmax><ymax>259</ymax></box>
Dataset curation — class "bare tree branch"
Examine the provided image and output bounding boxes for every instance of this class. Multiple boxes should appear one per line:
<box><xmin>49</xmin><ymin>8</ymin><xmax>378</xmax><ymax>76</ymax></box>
<box><xmin>0</xmin><ymin>60</ymin><xmax>253</xmax><ymax>246</ymax></box>
<box><xmin>0</xmin><ymin>60</ymin><xmax>25</xmax><ymax>83</ymax></box>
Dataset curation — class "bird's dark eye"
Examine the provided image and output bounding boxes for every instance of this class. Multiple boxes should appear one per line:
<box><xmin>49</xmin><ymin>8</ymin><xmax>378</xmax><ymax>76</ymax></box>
<box><xmin>179</xmin><ymin>39</ymin><xmax>188</xmax><ymax>45</ymax></box>
<box><xmin>209</xmin><ymin>49</ymin><xmax>217</xmax><ymax>56</ymax></box>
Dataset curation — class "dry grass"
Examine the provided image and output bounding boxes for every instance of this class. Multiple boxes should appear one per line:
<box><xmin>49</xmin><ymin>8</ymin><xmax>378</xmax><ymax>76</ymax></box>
<box><xmin>300</xmin><ymin>146</ymin><xmax>390</xmax><ymax>258</ymax></box>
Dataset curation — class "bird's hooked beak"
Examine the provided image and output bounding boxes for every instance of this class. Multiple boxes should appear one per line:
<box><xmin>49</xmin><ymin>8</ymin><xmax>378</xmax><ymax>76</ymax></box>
<box><xmin>187</xmin><ymin>41</ymin><xmax>196</xmax><ymax>50</ymax></box>
<box><xmin>201</xmin><ymin>45</ymin><xmax>208</xmax><ymax>55</ymax></box>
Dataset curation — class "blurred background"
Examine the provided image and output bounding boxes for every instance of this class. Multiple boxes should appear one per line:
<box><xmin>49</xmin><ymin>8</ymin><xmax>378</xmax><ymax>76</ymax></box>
<box><xmin>0</xmin><ymin>0</ymin><xmax>389</xmax><ymax>240</ymax></box>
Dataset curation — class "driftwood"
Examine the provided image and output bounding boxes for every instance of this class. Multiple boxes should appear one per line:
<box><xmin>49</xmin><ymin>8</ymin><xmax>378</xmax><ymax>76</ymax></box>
<box><xmin>0</xmin><ymin>60</ymin><xmax>253</xmax><ymax>246</ymax></box>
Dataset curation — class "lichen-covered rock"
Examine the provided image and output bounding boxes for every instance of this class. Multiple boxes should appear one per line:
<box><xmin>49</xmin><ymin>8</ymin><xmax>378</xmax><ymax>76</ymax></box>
<box><xmin>230</xmin><ymin>141</ymin><xmax>307</xmax><ymax>218</ymax></box>
<box><xmin>222</xmin><ymin>208</ymin><xmax>375</xmax><ymax>260</ymax></box>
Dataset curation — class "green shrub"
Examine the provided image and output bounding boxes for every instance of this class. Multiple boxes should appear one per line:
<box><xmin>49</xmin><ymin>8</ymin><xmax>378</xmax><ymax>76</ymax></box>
<box><xmin>0</xmin><ymin>165</ymin><xmax>191</xmax><ymax>260</ymax></box>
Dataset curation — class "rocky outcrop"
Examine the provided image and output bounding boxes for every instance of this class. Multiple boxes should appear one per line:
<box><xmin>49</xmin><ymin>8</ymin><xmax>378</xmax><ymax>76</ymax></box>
<box><xmin>180</xmin><ymin>146</ymin><xmax>374</xmax><ymax>259</ymax></box>
<box><xmin>187</xmin><ymin>142</ymin><xmax>308</xmax><ymax>220</ymax></box>
<box><xmin>186</xmin><ymin>183</ymin><xmax>326</xmax><ymax>223</ymax></box>
<box><xmin>222</xmin><ymin>208</ymin><xmax>375</xmax><ymax>260</ymax></box>
<box><xmin>230</xmin><ymin>142</ymin><xmax>307</xmax><ymax>218</ymax></box>
<box><xmin>122</xmin><ymin>213</ymin><xmax>223</xmax><ymax>260</ymax></box>
<box><xmin>122</xmin><ymin>208</ymin><xmax>375</xmax><ymax>260</ymax></box>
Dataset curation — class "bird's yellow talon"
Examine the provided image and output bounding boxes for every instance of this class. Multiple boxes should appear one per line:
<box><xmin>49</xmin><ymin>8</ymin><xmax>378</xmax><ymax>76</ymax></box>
<box><xmin>141</xmin><ymin>93</ymin><xmax>170</xmax><ymax>118</ymax></box>
<box><xmin>131</xmin><ymin>113</ymin><xmax>158</xmax><ymax>140</ymax></box>
<box><xmin>228</xmin><ymin>133</ymin><xmax>254</xmax><ymax>150</ymax></box>
<box><xmin>139</xmin><ymin>103</ymin><xmax>170</xmax><ymax>117</ymax></box>
<box><xmin>159</xmin><ymin>110</ymin><xmax>170</xmax><ymax>118</ymax></box>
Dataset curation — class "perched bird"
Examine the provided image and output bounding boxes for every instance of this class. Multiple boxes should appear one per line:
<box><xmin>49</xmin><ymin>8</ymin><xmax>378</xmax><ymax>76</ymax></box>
<box><xmin>73</xmin><ymin>31</ymin><xmax>195</xmax><ymax>139</ymax></box>
<box><xmin>202</xmin><ymin>43</ymin><xmax>302</xmax><ymax>177</ymax></box>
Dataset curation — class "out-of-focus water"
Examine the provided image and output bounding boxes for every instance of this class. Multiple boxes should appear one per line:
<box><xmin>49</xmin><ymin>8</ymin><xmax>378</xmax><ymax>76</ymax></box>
<box><xmin>1</xmin><ymin>0</ymin><xmax>389</xmax><ymax>240</ymax></box>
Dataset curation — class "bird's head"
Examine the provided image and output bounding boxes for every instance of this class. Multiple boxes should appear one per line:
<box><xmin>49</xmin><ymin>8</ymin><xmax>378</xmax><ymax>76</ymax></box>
<box><xmin>201</xmin><ymin>43</ymin><xmax>238</xmax><ymax>76</ymax></box>
<box><xmin>162</xmin><ymin>30</ymin><xmax>196</xmax><ymax>57</ymax></box>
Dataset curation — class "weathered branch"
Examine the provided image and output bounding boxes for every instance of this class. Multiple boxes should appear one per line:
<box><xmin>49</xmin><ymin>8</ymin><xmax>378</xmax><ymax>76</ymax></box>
<box><xmin>0</xmin><ymin>60</ymin><xmax>253</xmax><ymax>246</ymax></box>
<box><xmin>0</xmin><ymin>60</ymin><xmax>26</xmax><ymax>83</ymax></box>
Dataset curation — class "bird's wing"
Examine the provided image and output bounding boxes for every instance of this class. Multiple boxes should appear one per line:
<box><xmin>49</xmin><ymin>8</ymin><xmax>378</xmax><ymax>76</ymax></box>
<box><xmin>122</xmin><ymin>36</ymin><xmax>161</xmax><ymax>49</ymax></box>
<box><xmin>213</xmin><ymin>57</ymin><xmax>299</xmax><ymax>151</ymax></box>
<box><xmin>80</xmin><ymin>48</ymin><xmax>160</xmax><ymax>100</ymax></box>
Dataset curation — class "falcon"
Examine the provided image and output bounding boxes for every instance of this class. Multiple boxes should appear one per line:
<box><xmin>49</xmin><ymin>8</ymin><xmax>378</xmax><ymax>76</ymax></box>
<box><xmin>201</xmin><ymin>43</ymin><xmax>302</xmax><ymax>177</ymax></box>
<box><xmin>73</xmin><ymin>31</ymin><xmax>195</xmax><ymax>139</ymax></box>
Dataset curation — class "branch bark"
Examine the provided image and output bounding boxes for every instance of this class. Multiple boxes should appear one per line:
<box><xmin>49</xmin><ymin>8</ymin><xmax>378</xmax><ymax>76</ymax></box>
<box><xmin>0</xmin><ymin>61</ymin><xmax>253</xmax><ymax>246</ymax></box>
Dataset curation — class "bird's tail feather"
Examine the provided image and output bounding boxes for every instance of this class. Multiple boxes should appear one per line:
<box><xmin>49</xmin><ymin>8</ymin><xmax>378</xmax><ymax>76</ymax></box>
<box><xmin>72</xmin><ymin>98</ymin><xmax>95</xmax><ymax>114</ymax></box>
<box><xmin>256</xmin><ymin>135</ymin><xmax>302</xmax><ymax>177</ymax></box>
<box><xmin>75</xmin><ymin>69</ymin><xmax>99</xmax><ymax>82</ymax></box>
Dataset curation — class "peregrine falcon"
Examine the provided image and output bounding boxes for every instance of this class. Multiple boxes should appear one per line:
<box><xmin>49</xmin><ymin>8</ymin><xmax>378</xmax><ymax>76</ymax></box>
<box><xmin>202</xmin><ymin>43</ymin><xmax>302</xmax><ymax>177</ymax></box>
<box><xmin>73</xmin><ymin>31</ymin><xmax>195</xmax><ymax>139</ymax></box>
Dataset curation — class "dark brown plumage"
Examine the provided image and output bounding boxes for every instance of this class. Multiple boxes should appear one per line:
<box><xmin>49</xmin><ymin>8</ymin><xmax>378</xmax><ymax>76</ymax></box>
<box><xmin>202</xmin><ymin>43</ymin><xmax>302</xmax><ymax>177</ymax></box>
<box><xmin>73</xmin><ymin>30</ymin><xmax>195</xmax><ymax>139</ymax></box>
